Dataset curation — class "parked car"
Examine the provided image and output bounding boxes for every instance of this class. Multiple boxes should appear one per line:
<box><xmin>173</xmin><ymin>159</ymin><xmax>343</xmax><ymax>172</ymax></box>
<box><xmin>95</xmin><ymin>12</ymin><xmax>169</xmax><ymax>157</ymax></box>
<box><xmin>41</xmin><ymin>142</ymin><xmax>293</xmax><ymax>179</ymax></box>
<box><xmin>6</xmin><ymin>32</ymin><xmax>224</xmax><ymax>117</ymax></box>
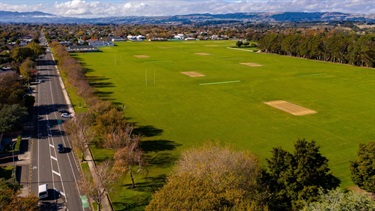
<box><xmin>61</xmin><ymin>113</ymin><xmax>71</xmax><ymax>118</ymax></box>
<box><xmin>57</xmin><ymin>143</ymin><xmax>65</xmax><ymax>153</ymax></box>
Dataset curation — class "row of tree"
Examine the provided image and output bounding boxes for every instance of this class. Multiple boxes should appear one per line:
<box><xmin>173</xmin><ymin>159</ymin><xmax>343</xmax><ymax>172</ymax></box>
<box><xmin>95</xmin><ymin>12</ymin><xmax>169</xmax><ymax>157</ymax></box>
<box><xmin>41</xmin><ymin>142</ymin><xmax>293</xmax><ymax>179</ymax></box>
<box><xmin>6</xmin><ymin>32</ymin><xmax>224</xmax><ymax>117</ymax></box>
<box><xmin>50</xmin><ymin>41</ymin><xmax>146</xmax><ymax>209</ymax></box>
<box><xmin>0</xmin><ymin>36</ymin><xmax>43</xmax><ymax>209</ymax></box>
<box><xmin>146</xmin><ymin>140</ymin><xmax>375</xmax><ymax>210</ymax></box>
<box><xmin>257</xmin><ymin>31</ymin><xmax>374</xmax><ymax>67</ymax></box>
<box><xmin>0</xmin><ymin>40</ymin><xmax>44</xmax><ymax>133</ymax></box>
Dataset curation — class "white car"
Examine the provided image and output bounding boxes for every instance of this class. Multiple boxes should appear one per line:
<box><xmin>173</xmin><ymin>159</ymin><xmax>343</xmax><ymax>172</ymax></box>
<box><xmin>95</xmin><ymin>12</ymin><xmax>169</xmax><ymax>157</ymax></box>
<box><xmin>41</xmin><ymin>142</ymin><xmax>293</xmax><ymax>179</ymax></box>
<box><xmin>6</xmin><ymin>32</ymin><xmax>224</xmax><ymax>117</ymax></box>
<box><xmin>61</xmin><ymin>113</ymin><xmax>71</xmax><ymax>118</ymax></box>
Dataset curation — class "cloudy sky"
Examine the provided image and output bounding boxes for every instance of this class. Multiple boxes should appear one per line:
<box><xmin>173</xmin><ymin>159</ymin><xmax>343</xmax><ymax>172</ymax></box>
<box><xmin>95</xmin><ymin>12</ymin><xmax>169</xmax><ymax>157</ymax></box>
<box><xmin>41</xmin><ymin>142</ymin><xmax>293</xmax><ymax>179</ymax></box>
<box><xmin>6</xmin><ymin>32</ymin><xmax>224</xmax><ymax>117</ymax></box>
<box><xmin>0</xmin><ymin>0</ymin><xmax>373</xmax><ymax>17</ymax></box>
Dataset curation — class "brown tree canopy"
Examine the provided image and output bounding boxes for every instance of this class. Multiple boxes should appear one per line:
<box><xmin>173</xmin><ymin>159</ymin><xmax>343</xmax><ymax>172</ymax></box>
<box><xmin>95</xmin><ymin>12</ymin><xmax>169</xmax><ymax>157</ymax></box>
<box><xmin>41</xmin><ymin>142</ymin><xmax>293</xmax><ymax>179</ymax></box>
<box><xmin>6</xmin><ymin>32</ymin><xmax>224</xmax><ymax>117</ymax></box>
<box><xmin>146</xmin><ymin>143</ymin><xmax>266</xmax><ymax>211</ymax></box>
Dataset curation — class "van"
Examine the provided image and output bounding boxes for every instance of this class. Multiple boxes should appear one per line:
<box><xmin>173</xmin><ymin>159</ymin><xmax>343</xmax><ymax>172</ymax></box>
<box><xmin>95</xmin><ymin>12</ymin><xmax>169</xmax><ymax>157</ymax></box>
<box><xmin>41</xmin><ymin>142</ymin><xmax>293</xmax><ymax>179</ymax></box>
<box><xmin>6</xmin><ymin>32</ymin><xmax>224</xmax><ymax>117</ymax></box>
<box><xmin>38</xmin><ymin>184</ymin><xmax>48</xmax><ymax>199</ymax></box>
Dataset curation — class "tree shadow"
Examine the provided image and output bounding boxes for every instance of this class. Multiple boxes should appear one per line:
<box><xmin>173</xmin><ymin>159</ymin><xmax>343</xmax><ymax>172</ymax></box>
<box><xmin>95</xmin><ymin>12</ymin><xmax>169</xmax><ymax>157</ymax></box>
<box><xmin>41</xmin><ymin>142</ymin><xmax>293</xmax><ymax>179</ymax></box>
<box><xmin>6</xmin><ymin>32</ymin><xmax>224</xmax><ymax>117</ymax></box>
<box><xmin>113</xmin><ymin>174</ymin><xmax>166</xmax><ymax>210</ymax></box>
<box><xmin>134</xmin><ymin>125</ymin><xmax>163</xmax><ymax>137</ymax></box>
<box><xmin>145</xmin><ymin>152</ymin><xmax>178</xmax><ymax>168</ymax></box>
<box><xmin>140</xmin><ymin>139</ymin><xmax>181</xmax><ymax>153</ymax></box>
<box><xmin>124</xmin><ymin>174</ymin><xmax>167</xmax><ymax>192</ymax></box>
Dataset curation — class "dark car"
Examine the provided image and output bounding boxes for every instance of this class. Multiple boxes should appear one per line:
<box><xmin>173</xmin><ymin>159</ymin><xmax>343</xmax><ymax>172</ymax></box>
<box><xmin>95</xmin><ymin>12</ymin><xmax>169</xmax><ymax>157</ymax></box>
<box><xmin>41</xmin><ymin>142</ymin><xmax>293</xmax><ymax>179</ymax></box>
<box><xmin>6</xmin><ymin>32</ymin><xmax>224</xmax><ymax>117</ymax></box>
<box><xmin>57</xmin><ymin>143</ymin><xmax>65</xmax><ymax>153</ymax></box>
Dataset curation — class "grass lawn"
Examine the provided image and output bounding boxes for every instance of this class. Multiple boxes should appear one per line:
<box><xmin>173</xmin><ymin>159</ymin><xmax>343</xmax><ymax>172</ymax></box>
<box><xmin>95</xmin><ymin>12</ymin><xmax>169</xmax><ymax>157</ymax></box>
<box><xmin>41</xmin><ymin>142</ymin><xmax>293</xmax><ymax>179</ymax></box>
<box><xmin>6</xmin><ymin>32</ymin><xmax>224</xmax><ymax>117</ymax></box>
<box><xmin>72</xmin><ymin>40</ymin><xmax>375</xmax><ymax>210</ymax></box>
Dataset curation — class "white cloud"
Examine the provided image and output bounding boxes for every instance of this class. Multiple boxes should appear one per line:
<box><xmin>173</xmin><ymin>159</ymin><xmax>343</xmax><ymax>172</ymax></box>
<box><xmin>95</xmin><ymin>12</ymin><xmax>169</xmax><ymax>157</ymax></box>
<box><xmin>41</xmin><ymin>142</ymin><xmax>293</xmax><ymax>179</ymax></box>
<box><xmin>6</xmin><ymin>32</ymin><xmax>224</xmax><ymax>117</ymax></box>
<box><xmin>0</xmin><ymin>3</ymin><xmax>44</xmax><ymax>12</ymax></box>
<box><xmin>0</xmin><ymin>0</ymin><xmax>373</xmax><ymax>17</ymax></box>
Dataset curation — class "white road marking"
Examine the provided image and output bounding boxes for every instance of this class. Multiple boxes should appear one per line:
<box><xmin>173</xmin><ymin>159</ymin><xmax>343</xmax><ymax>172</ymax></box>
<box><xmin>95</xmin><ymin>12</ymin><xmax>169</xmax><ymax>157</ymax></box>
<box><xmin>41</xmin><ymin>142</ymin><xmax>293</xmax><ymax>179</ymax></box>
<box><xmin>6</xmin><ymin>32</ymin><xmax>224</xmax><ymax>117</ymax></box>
<box><xmin>52</xmin><ymin>170</ymin><xmax>61</xmax><ymax>177</ymax></box>
<box><xmin>51</xmin><ymin>156</ymin><xmax>57</xmax><ymax>161</ymax></box>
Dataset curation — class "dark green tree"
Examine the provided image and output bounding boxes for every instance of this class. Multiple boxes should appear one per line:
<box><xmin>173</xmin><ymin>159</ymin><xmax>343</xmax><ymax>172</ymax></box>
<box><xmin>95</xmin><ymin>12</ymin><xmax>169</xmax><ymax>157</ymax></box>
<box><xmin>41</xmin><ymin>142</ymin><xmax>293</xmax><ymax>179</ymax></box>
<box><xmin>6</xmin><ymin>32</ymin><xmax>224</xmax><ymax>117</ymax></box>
<box><xmin>0</xmin><ymin>104</ymin><xmax>28</xmax><ymax>133</ymax></box>
<box><xmin>263</xmin><ymin>139</ymin><xmax>340</xmax><ymax>210</ymax></box>
<box><xmin>236</xmin><ymin>40</ymin><xmax>243</xmax><ymax>48</ymax></box>
<box><xmin>350</xmin><ymin>141</ymin><xmax>375</xmax><ymax>193</ymax></box>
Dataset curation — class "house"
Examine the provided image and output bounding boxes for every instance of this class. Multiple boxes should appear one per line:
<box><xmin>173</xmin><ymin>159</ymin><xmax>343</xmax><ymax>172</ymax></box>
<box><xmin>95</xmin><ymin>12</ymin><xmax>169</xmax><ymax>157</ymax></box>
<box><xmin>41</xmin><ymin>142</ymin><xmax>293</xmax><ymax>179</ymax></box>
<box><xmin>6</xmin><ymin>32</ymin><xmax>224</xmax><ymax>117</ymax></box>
<box><xmin>111</xmin><ymin>37</ymin><xmax>126</xmax><ymax>42</ymax></box>
<box><xmin>127</xmin><ymin>35</ymin><xmax>146</xmax><ymax>41</ymax></box>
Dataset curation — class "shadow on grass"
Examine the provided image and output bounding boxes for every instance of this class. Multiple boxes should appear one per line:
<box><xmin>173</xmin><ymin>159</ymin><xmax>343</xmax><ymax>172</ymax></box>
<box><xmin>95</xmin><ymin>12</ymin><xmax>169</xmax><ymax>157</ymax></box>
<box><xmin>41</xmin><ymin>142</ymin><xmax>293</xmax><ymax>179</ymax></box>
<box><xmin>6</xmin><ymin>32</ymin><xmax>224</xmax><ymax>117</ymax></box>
<box><xmin>113</xmin><ymin>174</ymin><xmax>166</xmax><ymax>210</ymax></box>
<box><xmin>134</xmin><ymin>125</ymin><xmax>163</xmax><ymax>137</ymax></box>
<box><xmin>140</xmin><ymin>139</ymin><xmax>181</xmax><ymax>153</ymax></box>
<box><xmin>146</xmin><ymin>152</ymin><xmax>179</xmax><ymax>168</ymax></box>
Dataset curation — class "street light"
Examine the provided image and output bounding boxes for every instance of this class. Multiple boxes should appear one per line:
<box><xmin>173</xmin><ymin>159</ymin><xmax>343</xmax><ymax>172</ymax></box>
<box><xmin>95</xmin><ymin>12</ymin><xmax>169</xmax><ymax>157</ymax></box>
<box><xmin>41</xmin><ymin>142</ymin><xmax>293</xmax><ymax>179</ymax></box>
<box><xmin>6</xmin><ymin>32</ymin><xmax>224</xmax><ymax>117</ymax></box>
<box><xmin>11</xmin><ymin>141</ymin><xmax>17</xmax><ymax>182</ymax></box>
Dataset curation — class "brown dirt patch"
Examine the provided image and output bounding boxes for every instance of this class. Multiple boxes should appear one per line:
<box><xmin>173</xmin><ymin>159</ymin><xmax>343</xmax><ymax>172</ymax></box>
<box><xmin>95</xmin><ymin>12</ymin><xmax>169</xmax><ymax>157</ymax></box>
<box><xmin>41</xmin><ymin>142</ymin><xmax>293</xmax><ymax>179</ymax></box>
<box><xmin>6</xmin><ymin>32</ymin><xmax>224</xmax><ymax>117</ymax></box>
<box><xmin>240</xmin><ymin>62</ymin><xmax>262</xmax><ymax>67</ymax></box>
<box><xmin>134</xmin><ymin>55</ymin><xmax>150</xmax><ymax>58</ymax></box>
<box><xmin>195</xmin><ymin>53</ymin><xmax>210</xmax><ymax>56</ymax></box>
<box><xmin>181</xmin><ymin>72</ymin><xmax>205</xmax><ymax>77</ymax></box>
<box><xmin>265</xmin><ymin>100</ymin><xmax>317</xmax><ymax>116</ymax></box>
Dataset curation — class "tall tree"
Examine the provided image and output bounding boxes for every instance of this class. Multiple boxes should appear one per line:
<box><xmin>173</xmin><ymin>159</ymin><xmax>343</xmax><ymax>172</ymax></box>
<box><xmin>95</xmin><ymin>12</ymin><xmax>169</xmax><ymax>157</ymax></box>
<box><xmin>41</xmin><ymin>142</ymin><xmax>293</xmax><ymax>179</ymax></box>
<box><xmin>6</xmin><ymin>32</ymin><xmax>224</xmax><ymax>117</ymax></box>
<box><xmin>0</xmin><ymin>178</ymin><xmax>38</xmax><ymax>211</ymax></box>
<box><xmin>79</xmin><ymin>160</ymin><xmax>116</xmax><ymax>211</ymax></box>
<box><xmin>19</xmin><ymin>57</ymin><xmax>37</xmax><ymax>81</ymax></box>
<box><xmin>113</xmin><ymin>134</ymin><xmax>145</xmax><ymax>189</ymax></box>
<box><xmin>146</xmin><ymin>143</ymin><xmax>266</xmax><ymax>211</ymax></box>
<box><xmin>350</xmin><ymin>141</ymin><xmax>375</xmax><ymax>193</ymax></box>
<box><xmin>263</xmin><ymin>139</ymin><xmax>340</xmax><ymax>210</ymax></box>
<box><xmin>0</xmin><ymin>104</ymin><xmax>28</xmax><ymax>133</ymax></box>
<box><xmin>65</xmin><ymin>113</ymin><xmax>94</xmax><ymax>161</ymax></box>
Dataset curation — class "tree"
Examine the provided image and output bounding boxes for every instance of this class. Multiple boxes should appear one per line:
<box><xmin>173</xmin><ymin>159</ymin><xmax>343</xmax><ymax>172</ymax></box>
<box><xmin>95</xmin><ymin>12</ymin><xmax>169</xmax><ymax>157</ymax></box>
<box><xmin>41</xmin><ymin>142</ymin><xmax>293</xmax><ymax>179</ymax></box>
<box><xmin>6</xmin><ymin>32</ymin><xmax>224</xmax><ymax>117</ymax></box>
<box><xmin>146</xmin><ymin>143</ymin><xmax>266</xmax><ymax>211</ymax></box>
<box><xmin>0</xmin><ymin>104</ymin><xmax>28</xmax><ymax>133</ymax></box>
<box><xmin>65</xmin><ymin>113</ymin><xmax>94</xmax><ymax>161</ymax></box>
<box><xmin>19</xmin><ymin>57</ymin><xmax>37</xmax><ymax>81</ymax></box>
<box><xmin>263</xmin><ymin>139</ymin><xmax>340</xmax><ymax>210</ymax></box>
<box><xmin>79</xmin><ymin>160</ymin><xmax>117</xmax><ymax>211</ymax></box>
<box><xmin>236</xmin><ymin>40</ymin><xmax>243</xmax><ymax>48</ymax></box>
<box><xmin>10</xmin><ymin>46</ymin><xmax>33</xmax><ymax>63</ymax></box>
<box><xmin>113</xmin><ymin>134</ymin><xmax>145</xmax><ymax>189</ymax></box>
<box><xmin>350</xmin><ymin>141</ymin><xmax>375</xmax><ymax>193</ymax></box>
<box><xmin>303</xmin><ymin>188</ymin><xmax>375</xmax><ymax>211</ymax></box>
<box><xmin>0</xmin><ymin>72</ymin><xmax>25</xmax><ymax>105</ymax></box>
<box><xmin>0</xmin><ymin>178</ymin><xmax>38</xmax><ymax>211</ymax></box>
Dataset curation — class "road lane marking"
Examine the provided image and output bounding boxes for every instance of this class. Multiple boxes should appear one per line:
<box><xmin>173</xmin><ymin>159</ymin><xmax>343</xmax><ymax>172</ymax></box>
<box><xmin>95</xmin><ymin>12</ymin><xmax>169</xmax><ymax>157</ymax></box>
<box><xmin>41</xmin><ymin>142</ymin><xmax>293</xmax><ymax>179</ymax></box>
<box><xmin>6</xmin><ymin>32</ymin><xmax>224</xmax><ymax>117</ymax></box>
<box><xmin>52</xmin><ymin>170</ymin><xmax>61</xmax><ymax>177</ymax></box>
<box><xmin>49</xmin><ymin>144</ymin><xmax>54</xmax><ymax>148</ymax></box>
<box><xmin>51</xmin><ymin>156</ymin><xmax>57</xmax><ymax>161</ymax></box>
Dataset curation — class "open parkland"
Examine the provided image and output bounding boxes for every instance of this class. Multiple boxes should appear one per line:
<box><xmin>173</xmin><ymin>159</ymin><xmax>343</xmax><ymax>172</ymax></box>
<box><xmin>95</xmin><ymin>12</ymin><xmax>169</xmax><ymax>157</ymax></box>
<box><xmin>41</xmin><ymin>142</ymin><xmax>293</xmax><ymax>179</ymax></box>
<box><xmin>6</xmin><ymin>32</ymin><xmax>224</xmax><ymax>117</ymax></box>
<box><xmin>71</xmin><ymin>40</ymin><xmax>375</xmax><ymax>210</ymax></box>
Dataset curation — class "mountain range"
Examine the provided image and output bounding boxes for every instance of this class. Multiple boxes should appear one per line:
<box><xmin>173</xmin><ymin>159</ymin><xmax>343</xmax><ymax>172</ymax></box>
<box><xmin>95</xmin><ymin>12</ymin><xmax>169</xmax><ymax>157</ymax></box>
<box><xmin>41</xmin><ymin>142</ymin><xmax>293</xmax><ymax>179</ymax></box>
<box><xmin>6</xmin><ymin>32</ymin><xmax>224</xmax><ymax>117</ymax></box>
<box><xmin>0</xmin><ymin>10</ymin><xmax>374</xmax><ymax>24</ymax></box>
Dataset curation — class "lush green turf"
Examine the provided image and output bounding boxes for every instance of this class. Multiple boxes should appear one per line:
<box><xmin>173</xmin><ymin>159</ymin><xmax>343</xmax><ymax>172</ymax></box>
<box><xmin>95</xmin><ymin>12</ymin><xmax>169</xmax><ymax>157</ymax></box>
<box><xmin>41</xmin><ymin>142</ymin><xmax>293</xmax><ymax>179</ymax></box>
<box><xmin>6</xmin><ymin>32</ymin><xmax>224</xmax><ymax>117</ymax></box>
<box><xmin>73</xmin><ymin>40</ymin><xmax>375</xmax><ymax>210</ymax></box>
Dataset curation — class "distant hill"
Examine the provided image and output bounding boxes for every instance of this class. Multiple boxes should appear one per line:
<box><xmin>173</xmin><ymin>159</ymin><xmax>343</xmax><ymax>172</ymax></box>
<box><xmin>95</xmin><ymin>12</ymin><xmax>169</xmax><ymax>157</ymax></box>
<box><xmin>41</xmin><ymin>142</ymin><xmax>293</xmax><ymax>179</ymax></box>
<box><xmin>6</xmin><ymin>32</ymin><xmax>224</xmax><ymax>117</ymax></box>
<box><xmin>0</xmin><ymin>11</ymin><xmax>373</xmax><ymax>24</ymax></box>
<box><xmin>0</xmin><ymin>11</ymin><xmax>57</xmax><ymax>23</ymax></box>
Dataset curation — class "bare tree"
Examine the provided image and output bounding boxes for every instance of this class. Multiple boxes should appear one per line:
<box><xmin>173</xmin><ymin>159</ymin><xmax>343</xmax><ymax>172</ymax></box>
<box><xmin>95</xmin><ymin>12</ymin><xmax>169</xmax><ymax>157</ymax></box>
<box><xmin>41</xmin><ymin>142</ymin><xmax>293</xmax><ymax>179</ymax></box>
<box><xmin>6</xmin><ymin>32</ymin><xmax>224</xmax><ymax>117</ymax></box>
<box><xmin>113</xmin><ymin>134</ymin><xmax>145</xmax><ymax>189</ymax></box>
<box><xmin>104</xmin><ymin>124</ymin><xmax>134</xmax><ymax>149</ymax></box>
<box><xmin>65</xmin><ymin>112</ymin><xmax>94</xmax><ymax>161</ymax></box>
<box><xmin>79</xmin><ymin>160</ymin><xmax>116</xmax><ymax>211</ymax></box>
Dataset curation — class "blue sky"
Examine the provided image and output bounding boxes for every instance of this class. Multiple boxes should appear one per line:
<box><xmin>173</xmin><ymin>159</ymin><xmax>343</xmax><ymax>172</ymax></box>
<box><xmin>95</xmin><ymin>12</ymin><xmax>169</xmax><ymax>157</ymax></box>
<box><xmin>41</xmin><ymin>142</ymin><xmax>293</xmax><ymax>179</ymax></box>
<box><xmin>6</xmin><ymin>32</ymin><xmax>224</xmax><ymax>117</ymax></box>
<box><xmin>0</xmin><ymin>0</ymin><xmax>373</xmax><ymax>17</ymax></box>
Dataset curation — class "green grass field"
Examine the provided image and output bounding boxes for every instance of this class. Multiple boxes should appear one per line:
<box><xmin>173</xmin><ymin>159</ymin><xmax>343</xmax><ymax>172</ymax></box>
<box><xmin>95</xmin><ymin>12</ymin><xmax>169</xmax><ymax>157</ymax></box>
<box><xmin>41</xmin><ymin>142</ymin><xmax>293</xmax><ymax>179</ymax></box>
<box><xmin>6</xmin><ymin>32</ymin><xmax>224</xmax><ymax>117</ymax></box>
<box><xmin>73</xmin><ymin>40</ymin><xmax>375</xmax><ymax>210</ymax></box>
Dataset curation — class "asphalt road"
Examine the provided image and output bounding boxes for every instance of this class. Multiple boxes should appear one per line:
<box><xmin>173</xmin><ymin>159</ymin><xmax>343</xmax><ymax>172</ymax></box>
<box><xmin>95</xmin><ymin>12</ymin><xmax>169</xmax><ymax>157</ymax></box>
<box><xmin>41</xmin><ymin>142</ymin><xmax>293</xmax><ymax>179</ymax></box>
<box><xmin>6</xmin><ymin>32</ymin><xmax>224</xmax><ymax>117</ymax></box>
<box><xmin>30</xmin><ymin>44</ymin><xmax>86</xmax><ymax>210</ymax></box>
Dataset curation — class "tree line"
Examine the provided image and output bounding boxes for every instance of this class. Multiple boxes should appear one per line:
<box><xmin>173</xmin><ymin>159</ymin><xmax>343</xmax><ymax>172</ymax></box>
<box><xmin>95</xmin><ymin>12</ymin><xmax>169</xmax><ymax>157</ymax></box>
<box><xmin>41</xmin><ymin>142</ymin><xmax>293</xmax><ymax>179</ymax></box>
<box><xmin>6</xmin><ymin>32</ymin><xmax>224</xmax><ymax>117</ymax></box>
<box><xmin>0</xmin><ymin>33</ymin><xmax>43</xmax><ymax>210</ymax></box>
<box><xmin>146</xmin><ymin>140</ymin><xmax>375</xmax><ymax>210</ymax></box>
<box><xmin>50</xmin><ymin>41</ymin><xmax>146</xmax><ymax>209</ymax></box>
<box><xmin>257</xmin><ymin>30</ymin><xmax>374</xmax><ymax>67</ymax></box>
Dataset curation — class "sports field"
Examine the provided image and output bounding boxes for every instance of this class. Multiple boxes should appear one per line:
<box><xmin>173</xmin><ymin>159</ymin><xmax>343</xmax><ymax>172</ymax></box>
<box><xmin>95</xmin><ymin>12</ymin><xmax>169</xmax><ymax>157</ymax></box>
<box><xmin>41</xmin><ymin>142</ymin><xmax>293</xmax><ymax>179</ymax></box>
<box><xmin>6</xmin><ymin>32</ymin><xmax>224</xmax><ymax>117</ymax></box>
<box><xmin>73</xmin><ymin>40</ymin><xmax>375</xmax><ymax>210</ymax></box>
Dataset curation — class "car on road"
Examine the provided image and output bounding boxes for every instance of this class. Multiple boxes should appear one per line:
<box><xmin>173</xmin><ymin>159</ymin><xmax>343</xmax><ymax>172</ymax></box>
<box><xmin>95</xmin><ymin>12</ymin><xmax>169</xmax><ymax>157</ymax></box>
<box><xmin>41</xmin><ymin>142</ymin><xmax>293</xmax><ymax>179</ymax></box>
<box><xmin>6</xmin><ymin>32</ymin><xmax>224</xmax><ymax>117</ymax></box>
<box><xmin>57</xmin><ymin>143</ymin><xmax>65</xmax><ymax>153</ymax></box>
<box><xmin>61</xmin><ymin>113</ymin><xmax>71</xmax><ymax>118</ymax></box>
